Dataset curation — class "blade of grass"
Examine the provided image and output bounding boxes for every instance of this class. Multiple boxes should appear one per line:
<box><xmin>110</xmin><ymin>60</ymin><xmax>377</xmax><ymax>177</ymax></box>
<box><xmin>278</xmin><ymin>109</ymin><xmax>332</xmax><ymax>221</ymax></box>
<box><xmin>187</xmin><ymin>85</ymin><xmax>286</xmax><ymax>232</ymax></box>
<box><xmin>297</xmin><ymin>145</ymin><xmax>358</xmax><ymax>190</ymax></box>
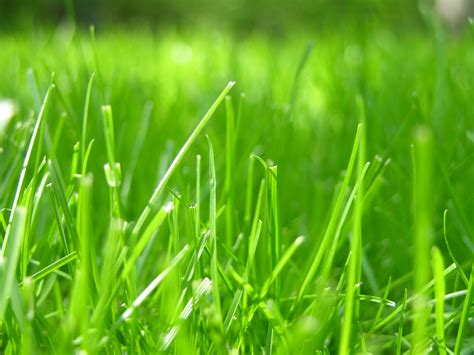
<box><xmin>30</xmin><ymin>251</ymin><xmax>78</xmax><ymax>282</ymax></box>
<box><xmin>46</xmin><ymin>184</ymin><xmax>70</xmax><ymax>254</ymax></box>
<box><xmin>454</xmin><ymin>264</ymin><xmax>474</xmax><ymax>355</ymax></box>
<box><xmin>2</xmin><ymin>81</ymin><xmax>54</xmax><ymax>255</ymax></box>
<box><xmin>47</xmin><ymin>159</ymin><xmax>79</xmax><ymax>250</ymax></box>
<box><xmin>443</xmin><ymin>209</ymin><xmax>468</xmax><ymax>286</ymax></box>
<box><xmin>101</xmin><ymin>105</ymin><xmax>117</xmax><ymax>169</ymax></box>
<box><xmin>160</xmin><ymin>277</ymin><xmax>212</xmax><ymax>350</ymax></box>
<box><xmin>26</xmin><ymin>68</ymin><xmax>41</xmax><ymax>110</ymax></box>
<box><xmin>369</xmin><ymin>277</ymin><xmax>392</xmax><ymax>333</ymax></box>
<box><xmin>246</xmin><ymin>179</ymin><xmax>265</xmax><ymax>278</ymax></box>
<box><xmin>234</xmin><ymin>175</ymin><xmax>265</xmax><ymax>351</ymax></box>
<box><xmin>339</xmin><ymin>119</ymin><xmax>365</xmax><ymax>355</ymax></box>
<box><xmin>121</xmin><ymin>100</ymin><xmax>153</xmax><ymax>201</ymax></box>
<box><xmin>92</xmin><ymin>218</ymin><xmax>125</xmax><ymax>329</ymax></box>
<box><xmin>195</xmin><ymin>154</ymin><xmax>202</xmax><ymax>277</ymax></box>
<box><xmin>260</xmin><ymin>236</ymin><xmax>305</xmax><ymax>299</ymax></box>
<box><xmin>431</xmin><ymin>246</ymin><xmax>447</xmax><ymax>355</ymax></box>
<box><xmin>286</xmin><ymin>41</ymin><xmax>314</xmax><ymax>123</ymax></box>
<box><xmin>294</xmin><ymin>124</ymin><xmax>362</xmax><ymax>309</ymax></box>
<box><xmin>207</xmin><ymin>136</ymin><xmax>223</xmax><ymax>331</ymax></box>
<box><xmin>131</xmin><ymin>81</ymin><xmax>235</xmax><ymax>238</ymax></box>
<box><xmin>244</xmin><ymin>155</ymin><xmax>255</xmax><ymax>227</ymax></box>
<box><xmin>396</xmin><ymin>289</ymin><xmax>408</xmax><ymax>355</ymax></box>
<box><xmin>373</xmin><ymin>263</ymin><xmax>457</xmax><ymax>332</ymax></box>
<box><xmin>411</xmin><ymin>126</ymin><xmax>434</xmax><ymax>354</ymax></box>
<box><xmin>269</xmin><ymin>165</ymin><xmax>280</xmax><ymax>298</ymax></box>
<box><xmin>119</xmin><ymin>244</ymin><xmax>190</xmax><ymax>322</ymax></box>
<box><xmin>9</xmin><ymin>279</ymin><xmax>29</xmax><ymax>349</ymax></box>
<box><xmin>224</xmin><ymin>289</ymin><xmax>243</xmax><ymax>334</ymax></box>
<box><xmin>224</xmin><ymin>95</ymin><xmax>235</xmax><ymax>247</ymax></box>
<box><xmin>89</xmin><ymin>25</ymin><xmax>105</xmax><ymax>103</ymax></box>
<box><xmin>122</xmin><ymin>203</ymin><xmax>172</xmax><ymax>278</ymax></box>
<box><xmin>0</xmin><ymin>207</ymin><xmax>26</xmax><ymax>321</ymax></box>
<box><xmin>354</xmin><ymin>96</ymin><xmax>366</xmax><ymax>323</ymax></box>
<box><xmin>101</xmin><ymin>105</ymin><xmax>122</xmax><ymax>218</ymax></box>
<box><xmin>81</xmin><ymin>73</ymin><xmax>95</xmax><ymax>170</ymax></box>
<box><xmin>321</xmin><ymin>161</ymin><xmax>370</xmax><ymax>280</ymax></box>
<box><xmin>67</xmin><ymin>173</ymin><xmax>93</xmax><ymax>350</ymax></box>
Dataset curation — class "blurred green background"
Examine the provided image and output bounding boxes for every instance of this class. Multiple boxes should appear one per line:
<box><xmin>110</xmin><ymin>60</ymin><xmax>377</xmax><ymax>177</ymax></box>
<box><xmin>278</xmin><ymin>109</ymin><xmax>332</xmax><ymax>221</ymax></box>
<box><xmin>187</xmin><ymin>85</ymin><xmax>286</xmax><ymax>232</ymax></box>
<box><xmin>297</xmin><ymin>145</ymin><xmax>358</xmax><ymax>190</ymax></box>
<box><xmin>2</xmin><ymin>0</ymin><xmax>470</xmax><ymax>32</ymax></box>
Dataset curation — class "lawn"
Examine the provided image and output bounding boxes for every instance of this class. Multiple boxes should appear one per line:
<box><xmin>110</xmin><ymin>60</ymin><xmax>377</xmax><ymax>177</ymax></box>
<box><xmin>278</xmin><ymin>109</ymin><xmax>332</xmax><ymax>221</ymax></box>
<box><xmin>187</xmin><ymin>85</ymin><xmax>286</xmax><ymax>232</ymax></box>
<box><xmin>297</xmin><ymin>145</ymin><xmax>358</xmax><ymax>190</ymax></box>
<box><xmin>0</xmin><ymin>24</ymin><xmax>473</xmax><ymax>353</ymax></box>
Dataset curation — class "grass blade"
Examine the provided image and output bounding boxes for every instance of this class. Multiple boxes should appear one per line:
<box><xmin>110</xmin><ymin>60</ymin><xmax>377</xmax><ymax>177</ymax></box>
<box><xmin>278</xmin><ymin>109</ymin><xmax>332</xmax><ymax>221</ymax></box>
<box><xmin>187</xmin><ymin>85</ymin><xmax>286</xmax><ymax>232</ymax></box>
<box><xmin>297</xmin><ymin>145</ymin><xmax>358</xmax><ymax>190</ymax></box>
<box><xmin>431</xmin><ymin>246</ymin><xmax>447</xmax><ymax>355</ymax></box>
<box><xmin>121</xmin><ymin>101</ymin><xmax>153</xmax><ymax>201</ymax></box>
<box><xmin>294</xmin><ymin>124</ymin><xmax>362</xmax><ymax>309</ymax></box>
<box><xmin>122</xmin><ymin>203</ymin><xmax>172</xmax><ymax>278</ymax></box>
<box><xmin>411</xmin><ymin>126</ymin><xmax>434</xmax><ymax>354</ymax></box>
<box><xmin>396</xmin><ymin>289</ymin><xmax>408</xmax><ymax>355</ymax></box>
<box><xmin>30</xmin><ymin>252</ymin><xmax>78</xmax><ymax>282</ymax></box>
<box><xmin>454</xmin><ymin>264</ymin><xmax>474</xmax><ymax>355</ymax></box>
<box><xmin>81</xmin><ymin>72</ymin><xmax>95</xmax><ymax>171</ymax></box>
<box><xmin>131</xmin><ymin>81</ymin><xmax>235</xmax><ymax>237</ymax></box>
<box><xmin>0</xmin><ymin>207</ymin><xmax>26</xmax><ymax>321</ymax></box>
<box><xmin>443</xmin><ymin>209</ymin><xmax>468</xmax><ymax>286</ymax></box>
<box><xmin>260</xmin><ymin>236</ymin><xmax>304</xmax><ymax>299</ymax></box>
<box><xmin>120</xmin><ymin>244</ymin><xmax>190</xmax><ymax>321</ymax></box>
<box><xmin>224</xmin><ymin>289</ymin><xmax>243</xmax><ymax>334</ymax></box>
<box><xmin>2</xmin><ymin>81</ymin><xmax>53</xmax><ymax>255</ymax></box>
<box><xmin>224</xmin><ymin>95</ymin><xmax>235</xmax><ymax>247</ymax></box>
<box><xmin>339</xmin><ymin>120</ymin><xmax>366</xmax><ymax>355</ymax></box>
<box><xmin>207</xmin><ymin>136</ymin><xmax>223</xmax><ymax>331</ymax></box>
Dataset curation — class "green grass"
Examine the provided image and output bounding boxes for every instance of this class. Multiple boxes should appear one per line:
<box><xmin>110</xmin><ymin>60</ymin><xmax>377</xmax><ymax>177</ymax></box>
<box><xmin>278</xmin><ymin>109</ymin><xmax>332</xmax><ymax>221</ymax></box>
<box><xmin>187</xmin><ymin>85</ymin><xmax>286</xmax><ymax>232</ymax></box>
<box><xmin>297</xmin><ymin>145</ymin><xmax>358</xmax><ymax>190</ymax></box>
<box><xmin>0</xmin><ymin>24</ymin><xmax>473</xmax><ymax>353</ymax></box>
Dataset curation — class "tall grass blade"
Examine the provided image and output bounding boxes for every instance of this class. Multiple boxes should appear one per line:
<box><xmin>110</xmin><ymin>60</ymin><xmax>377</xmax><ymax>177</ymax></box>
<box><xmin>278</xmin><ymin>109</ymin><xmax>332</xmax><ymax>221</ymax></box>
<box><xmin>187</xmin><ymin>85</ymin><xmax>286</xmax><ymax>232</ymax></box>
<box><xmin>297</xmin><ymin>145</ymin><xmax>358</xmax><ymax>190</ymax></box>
<box><xmin>207</xmin><ymin>136</ymin><xmax>223</xmax><ymax>331</ymax></box>
<box><xmin>454</xmin><ymin>265</ymin><xmax>474</xmax><ymax>355</ymax></box>
<box><xmin>225</xmin><ymin>96</ymin><xmax>235</xmax><ymax>247</ymax></box>
<box><xmin>339</xmin><ymin>119</ymin><xmax>365</xmax><ymax>355</ymax></box>
<box><xmin>295</xmin><ymin>124</ymin><xmax>362</xmax><ymax>309</ymax></box>
<box><xmin>431</xmin><ymin>246</ymin><xmax>447</xmax><ymax>355</ymax></box>
<box><xmin>131</xmin><ymin>81</ymin><xmax>235</xmax><ymax>237</ymax></box>
<box><xmin>411</xmin><ymin>126</ymin><xmax>434</xmax><ymax>354</ymax></box>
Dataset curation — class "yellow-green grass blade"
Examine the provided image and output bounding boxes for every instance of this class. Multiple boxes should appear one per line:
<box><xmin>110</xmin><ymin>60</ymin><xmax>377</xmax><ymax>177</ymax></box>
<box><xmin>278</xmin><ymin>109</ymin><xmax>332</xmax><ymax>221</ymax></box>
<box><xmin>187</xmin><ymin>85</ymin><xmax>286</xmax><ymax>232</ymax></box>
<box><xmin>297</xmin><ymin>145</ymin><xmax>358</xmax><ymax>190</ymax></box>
<box><xmin>411</xmin><ymin>126</ymin><xmax>434</xmax><ymax>354</ymax></box>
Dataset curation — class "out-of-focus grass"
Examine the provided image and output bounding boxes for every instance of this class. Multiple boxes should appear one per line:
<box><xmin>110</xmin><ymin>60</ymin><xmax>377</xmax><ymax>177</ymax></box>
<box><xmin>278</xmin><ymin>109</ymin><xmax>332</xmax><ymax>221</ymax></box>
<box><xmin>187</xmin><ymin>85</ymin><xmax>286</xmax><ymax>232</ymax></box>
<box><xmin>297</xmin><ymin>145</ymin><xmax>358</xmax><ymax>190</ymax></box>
<box><xmin>0</xmin><ymin>25</ymin><xmax>473</xmax><ymax>353</ymax></box>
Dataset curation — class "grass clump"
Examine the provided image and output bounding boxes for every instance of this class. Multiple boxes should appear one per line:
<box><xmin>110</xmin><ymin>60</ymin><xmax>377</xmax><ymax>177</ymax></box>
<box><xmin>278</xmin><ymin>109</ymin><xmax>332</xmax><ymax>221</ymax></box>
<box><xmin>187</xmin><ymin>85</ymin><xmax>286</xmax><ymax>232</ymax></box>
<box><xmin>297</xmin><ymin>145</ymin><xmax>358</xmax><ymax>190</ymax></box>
<box><xmin>0</xmin><ymin>26</ymin><xmax>473</xmax><ymax>353</ymax></box>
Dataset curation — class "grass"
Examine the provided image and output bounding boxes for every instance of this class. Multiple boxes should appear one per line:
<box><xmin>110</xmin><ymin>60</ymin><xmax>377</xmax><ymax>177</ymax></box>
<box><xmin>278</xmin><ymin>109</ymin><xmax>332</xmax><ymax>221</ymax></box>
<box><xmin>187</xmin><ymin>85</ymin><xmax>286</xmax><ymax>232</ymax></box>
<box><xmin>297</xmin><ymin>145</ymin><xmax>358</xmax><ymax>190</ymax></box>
<box><xmin>412</xmin><ymin>126</ymin><xmax>434</xmax><ymax>353</ymax></box>
<box><xmin>0</xmin><ymin>23</ymin><xmax>473</xmax><ymax>353</ymax></box>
